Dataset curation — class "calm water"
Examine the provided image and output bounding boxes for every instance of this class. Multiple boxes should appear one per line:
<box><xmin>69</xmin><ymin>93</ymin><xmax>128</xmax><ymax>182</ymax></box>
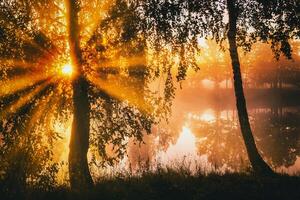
<box><xmin>124</xmin><ymin>86</ymin><xmax>300</xmax><ymax>175</ymax></box>
<box><xmin>54</xmin><ymin>86</ymin><xmax>300</xmax><ymax>179</ymax></box>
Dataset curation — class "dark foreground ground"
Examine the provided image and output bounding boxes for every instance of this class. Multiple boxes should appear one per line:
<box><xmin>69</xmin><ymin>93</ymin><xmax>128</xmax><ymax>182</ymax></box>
<box><xmin>2</xmin><ymin>171</ymin><xmax>300</xmax><ymax>200</ymax></box>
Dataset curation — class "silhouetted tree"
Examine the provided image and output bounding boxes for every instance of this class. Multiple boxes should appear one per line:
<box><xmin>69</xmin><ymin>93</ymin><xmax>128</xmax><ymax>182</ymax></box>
<box><xmin>65</xmin><ymin>0</ymin><xmax>94</xmax><ymax>189</ymax></box>
<box><xmin>226</xmin><ymin>0</ymin><xmax>273</xmax><ymax>175</ymax></box>
<box><xmin>139</xmin><ymin>0</ymin><xmax>299</xmax><ymax>175</ymax></box>
<box><xmin>0</xmin><ymin>0</ymin><xmax>194</xmax><ymax>191</ymax></box>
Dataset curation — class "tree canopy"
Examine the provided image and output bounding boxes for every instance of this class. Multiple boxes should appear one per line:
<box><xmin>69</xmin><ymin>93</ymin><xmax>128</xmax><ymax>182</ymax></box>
<box><xmin>0</xmin><ymin>0</ymin><xmax>299</xmax><ymax>189</ymax></box>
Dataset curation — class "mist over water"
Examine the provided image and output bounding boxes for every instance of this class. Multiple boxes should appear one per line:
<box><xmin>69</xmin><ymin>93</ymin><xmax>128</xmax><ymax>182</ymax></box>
<box><xmin>50</xmin><ymin>43</ymin><xmax>300</xmax><ymax>179</ymax></box>
<box><xmin>123</xmin><ymin>77</ymin><xmax>300</xmax><ymax>176</ymax></box>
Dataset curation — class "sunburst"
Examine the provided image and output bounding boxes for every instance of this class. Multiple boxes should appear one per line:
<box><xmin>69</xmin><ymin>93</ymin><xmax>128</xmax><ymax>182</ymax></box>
<box><xmin>0</xmin><ymin>0</ymin><xmax>160</xmax><ymax>169</ymax></box>
<box><xmin>61</xmin><ymin>63</ymin><xmax>73</xmax><ymax>77</ymax></box>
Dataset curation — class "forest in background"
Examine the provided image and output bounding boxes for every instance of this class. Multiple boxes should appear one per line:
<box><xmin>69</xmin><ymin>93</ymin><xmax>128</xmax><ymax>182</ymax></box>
<box><xmin>0</xmin><ymin>0</ymin><xmax>300</xmax><ymax>199</ymax></box>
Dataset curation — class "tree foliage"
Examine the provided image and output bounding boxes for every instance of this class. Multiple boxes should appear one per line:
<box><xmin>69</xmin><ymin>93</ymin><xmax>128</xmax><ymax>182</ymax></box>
<box><xmin>0</xmin><ymin>0</ymin><xmax>204</xmax><ymax>188</ymax></box>
<box><xmin>0</xmin><ymin>0</ymin><xmax>299</xmax><ymax>188</ymax></box>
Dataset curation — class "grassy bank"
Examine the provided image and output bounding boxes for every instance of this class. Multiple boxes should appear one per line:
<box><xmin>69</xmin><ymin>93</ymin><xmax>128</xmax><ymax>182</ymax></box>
<box><xmin>2</xmin><ymin>169</ymin><xmax>300</xmax><ymax>200</ymax></box>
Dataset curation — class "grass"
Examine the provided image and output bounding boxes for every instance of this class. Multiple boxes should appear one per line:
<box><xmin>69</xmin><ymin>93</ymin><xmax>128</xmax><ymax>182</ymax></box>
<box><xmin>2</xmin><ymin>167</ymin><xmax>300</xmax><ymax>200</ymax></box>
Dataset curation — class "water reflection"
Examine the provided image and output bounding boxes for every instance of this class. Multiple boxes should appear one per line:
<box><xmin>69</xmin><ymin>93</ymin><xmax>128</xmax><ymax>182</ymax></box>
<box><xmin>189</xmin><ymin>110</ymin><xmax>247</xmax><ymax>171</ymax></box>
<box><xmin>156</xmin><ymin>126</ymin><xmax>197</xmax><ymax>161</ymax></box>
<box><xmin>189</xmin><ymin>109</ymin><xmax>216</xmax><ymax>122</ymax></box>
<box><xmin>252</xmin><ymin>109</ymin><xmax>300</xmax><ymax>169</ymax></box>
<box><xmin>154</xmin><ymin>126</ymin><xmax>213</xmax><ymax>173</ymax></box>
<box><xmin>125</xmin><ymin>94</ymin><xmax>300</xmax><ymax>174</ymax></box>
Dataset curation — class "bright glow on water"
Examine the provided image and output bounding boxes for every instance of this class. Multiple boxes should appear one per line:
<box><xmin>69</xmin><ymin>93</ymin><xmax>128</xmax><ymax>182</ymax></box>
<box><xmin>200</xmin><ymin>109</ymin><xmax>216</xmax><ymax>122</ymax></box>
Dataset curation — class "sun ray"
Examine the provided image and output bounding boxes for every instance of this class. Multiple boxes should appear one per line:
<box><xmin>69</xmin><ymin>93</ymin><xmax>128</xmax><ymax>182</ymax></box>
<box><xmin>25</xmin><ymin>85</ymin><xmax>56</xmax><ymax>133</ymax></box>
<box><xmin>0</xmin><ymin>68</ymin><xmax>35</xmax><ymax>80</ymax></box>
<box><xmin>42</xmin><ymin>87</ymin><xmax>62</xmax><ymax>133</ymax></box>
<box><xmin>92</xmin><ymin>55</ymin><xmax>147</xmax><ymax>71</ymax></box>
<box><xmin>0</xmin><ymin>24</ymin><xmax>60</xmax><ymax>65</ymax></box>
<box><xmin>81</xmin><ymin>0</ymin><xmax>112</xmax><ymax>46</ymax></box>
<box><xmin>1</xmin><ymin>25</ymin><xmax>57</xmax><ymax>59</ymax></box>
<box><xmin>50</xmin><ymin>81</ymin><xmax>72</xmax><ymax>115</ymax></box>
<box><xmin>0</xmin><ymin>82</ymin><xmax>55</xmax><ymax>140</ymax></box>
<box><xmin>0</xmin><ymin>59</ymin><xmax>34</xmax><ymax>69</ymax></box>
<box><xmin>0</xmin><ymin>79</ymin><xmax>47</xmax><ymax>107</ymax></box>
<box><xmin>0</xmin><ymin>73</ymin><xmax>52</xmax><ymax>97</ymax></box>
<box><xmin>87</xmin><ymin>74</ymin><xmax>152</xmax><ymax>114</ymax></box>
<box><xmin>0</xmin><ymin>80</ymin><xmax>52</xmax><ymax>120</ymax></box>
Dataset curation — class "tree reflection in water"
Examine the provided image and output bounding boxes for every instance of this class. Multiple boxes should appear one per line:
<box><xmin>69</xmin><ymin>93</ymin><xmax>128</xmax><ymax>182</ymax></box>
<box><xmin>189</xmin><ymin>107</ymin><xmax>300</xmax><ymax>172</ymax></box>
<box><xmin>125</xmin><ymin>105</ymin><xmax>300</xmax><ymax>174</ymax></box>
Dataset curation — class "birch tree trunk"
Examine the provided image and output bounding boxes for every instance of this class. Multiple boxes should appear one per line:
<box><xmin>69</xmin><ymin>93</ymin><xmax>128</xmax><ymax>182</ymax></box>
<box><xmin>65</xmin><ymin>0</ymin><xmax>93</xmax><ymax>189</ymax></box>
<box><xmin>226</xmin><ymin>0</ymin><xmax>274</xmax><ymax>176</ymax></box>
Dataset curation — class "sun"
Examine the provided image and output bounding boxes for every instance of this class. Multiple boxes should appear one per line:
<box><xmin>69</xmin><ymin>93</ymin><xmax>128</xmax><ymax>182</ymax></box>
<box><xmin>61</xmin><ymin>63</ymin><xmax>73</xmax><ymax>77</ymax></box>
